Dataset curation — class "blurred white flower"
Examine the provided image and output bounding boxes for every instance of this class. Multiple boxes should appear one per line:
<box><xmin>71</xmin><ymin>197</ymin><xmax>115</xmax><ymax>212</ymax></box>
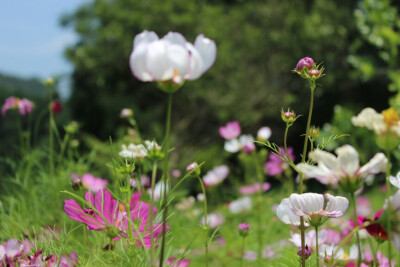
<box><xmin>200</xmin><ymin>212</ymin><xmax>224</xmax><ymax>229</ymax></box>
<box><xmin>119</xmin><ymin>144</ymin><xmax>148</xmax><ymax>159</ymax></box>
<box><xmin>130</xmin><ymin>31</ymin><xmax>216</xmax><ymax>84</ymax></box>
<box><xmin>352</xmin><ymin>107</ymin><xmax>400</xmax><ymax>136</ymax></box>
<box><xmin>202</xmin><ymin>165</ymin><xmax>229</xmax><ymax>187</ymax></box>
<box><xmin>147</xmin><ymin>181</ymin><xmax>169</xmax><ymax>201</ymax></box>
<box><xmin>257</xmin><ymin>127</ymin><xmax>272</xmax><ymax>141</ymax></box>
<box><xmin>224</xmin><ymin>134</ymin><xmax>255</xmax><ymax>153</ymax></box>
<box><xmin>228</xmin><ymin>197</ymin><xmax>252</xmax><ymax>214</ymax></box>
<box><xmin>389</xmin><ymin>172</ymin><xmax>400</xmax><ymax>189</ymax></box>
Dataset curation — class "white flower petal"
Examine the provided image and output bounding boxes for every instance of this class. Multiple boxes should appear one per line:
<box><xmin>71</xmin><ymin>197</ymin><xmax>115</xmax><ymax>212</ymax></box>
<box><xmin>163</xmin><ymin>32</ymin><xmax>187</xmax><ymax>46</ymax></box>
<box><xmin>321</xmin><ymin>194</ymin><xmax>349</xmax><ymax>218</ymax></box>
<box><xmin>389</xmin><ymin>172</ymin><xmax>400</xmax><ymax>189</ymax></box>
<box><xmin>276</xmin><ymin>198</ymin><xmax>301</xmax><ymax>225</ymax></box>
<box><xmin>224</xmin><ymin>139</ymin><xmax>240</xmax><ymax>153</ymax></box>
<box><xmin>335</xmin><ymin>145</ymin><xmax>359</xmax><ymax>176</ymax></box>
<box><xmin>129</xmin><ymin>44</ymin><xmax>153</xmax><ymax>81</ymax></box>
<box><xmin>185</xmin><ymin>43</ymin><xmax>204</xmax><ymax>80</ymax></box>
<box><xmin>296</xmin><ymin>163</ymin><xmax>338</xmax><ymax>185</ymax></box>
<box><xmin>351</xmin><ymin>107</ymin><xmax>386</xmax><ymax>134</ymax></box>
<box><xmin>358</xmin><ymin>153</ymin><xmax>387</xmax><ymax>176</ymax></box>
<box><xmin>5</xmin><ymin>239</ymin><xmax>21</xmax><ymax>258</ymax></box>
<box><xmin>309</xmin><ymin>149</ymin><xmax>341</xmax><ymax>174</ymax></box>
<box><xmin>257</xmin><ymin>127</ymin><xmax>271</xmax><ymax>141</ymax></box>
<box><xmin>289</xmin><ymin>193</ymin><xmax>324</xmax><ymax>216</ymax></box>
<box><xmin>133</xmin><ymin>30</ymin><xmax>159</xmax><ymax>48</ymax></box>
<box><xmin>146</xmin><ymin>40</ymin><xmax>174</xmax><ymax>81</ymax></box>
<box><xmin>167</xmin><ymin>44</ymin><xmax>190</xmax><ymax>77</ymax></box>
<box><xmin>194</xmin><ymin>34</ymin><xmax>217</xmax><ymax>73</ymax></box>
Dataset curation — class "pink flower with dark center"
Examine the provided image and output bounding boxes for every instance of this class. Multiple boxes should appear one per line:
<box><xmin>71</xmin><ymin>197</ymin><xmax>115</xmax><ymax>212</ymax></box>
<box><xmin>265</xmin><ymin>147</ymin><xmax>295</xmax><ymax>176</ymax></box>
<box><xmin>239</xmin><ymin>182</ymin><xmax>270</xmax><ymax>195</ymax></box>
<box><xmin>219</xmin><ymin>121</ymin><xmax>241</xmax><ymax>139</ymax></box>
<box><xmin>166</xmin><ymin>257</ymin><xmax>191</xmax><ymax>267</ymax></box>
<box><xmin>357</xmin><ymin>209</ymin><xmax>388</xmax><ymax>241</ymax></box>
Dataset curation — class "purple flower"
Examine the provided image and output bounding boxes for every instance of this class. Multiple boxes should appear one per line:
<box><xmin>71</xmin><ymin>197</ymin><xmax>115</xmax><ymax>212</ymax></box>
<box><xmin>219</xmin><ymin>121</ymin><xmax>241</xmax><ymax>139</ymax></box>
<box><xmin>238</xmin><ymin>223</ymin><xmax>251</xmax><ymax>237</ymax></box>
<box><xmin>297</xmin><ymin>245</ymin><xmax>311</xmax><ymax>259</ymax></box>
<box><xmin>166</xmin><ymin>257</ymin><xmax>191</xmax><ymax>267</ymax></box>
<box><xmin>295</xmin><ymin>57</ymin><xmax>314</xmax><ymax>72</ymax></box>
<box><xmin>265</xmin><ymin>147</ymin><xmax>295</xmax><ymax>176</ymax></box>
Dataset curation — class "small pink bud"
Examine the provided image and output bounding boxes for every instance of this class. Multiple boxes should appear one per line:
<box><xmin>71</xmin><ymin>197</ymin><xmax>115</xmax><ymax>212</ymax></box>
<box><xmin>186</xmin><ymin>162</ymin><xmax>201</xmax><ymax>176</ymax></box>
<box><xmin>295</xmin><ymin>57</ymin><xmax>314</xmax><ymax>72</ymax></box>
<box><xmin>281</xmin><ymin>108</ymin><xmax>297</xmax><ymax>124</ymax></box>
<box><xmin>242</xmin><ymin>142</ymin><xmax>256</xmax><ymax>154</ymax></box>
<box><xmin>297</xmin><ymin>245</ymin><xmax>311</xmax><ymax>259</ymax></box>
<box><xmin>308</xmin><ymin>69</ymin><xmax>321</xmax><ymax>78</ymax></box>
<box><xmin>238</xmin><ymin>223</ymin><xmax>251</xmax><ymax>237</ymax></box>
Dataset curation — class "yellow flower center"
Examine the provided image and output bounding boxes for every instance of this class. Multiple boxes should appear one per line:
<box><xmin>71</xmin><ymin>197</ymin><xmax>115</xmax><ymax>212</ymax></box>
<box><xmin>382</xmin><ymin>108</ymin><xmax>400</xmax><ymax>127</ymax></box>
<box><xmin>119</xmin><ymin>203</ymin><xmax>125</xmax><ymax>212</ymax></box>
<box><xmin>343</xmin><ymin>252</ymin><xmax>349</xmax><ymax>259</ymax></box>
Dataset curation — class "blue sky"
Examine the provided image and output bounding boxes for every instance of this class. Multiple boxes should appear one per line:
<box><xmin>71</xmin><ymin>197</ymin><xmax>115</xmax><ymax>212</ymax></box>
<box><xmin>0</xmin><ymin>0</ymin><xmax>91</xmax><ymax>79</ymax></box>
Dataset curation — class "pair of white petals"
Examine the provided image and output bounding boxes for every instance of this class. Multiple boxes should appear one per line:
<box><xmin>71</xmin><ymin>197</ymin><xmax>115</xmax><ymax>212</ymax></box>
<box><xmin>130</xmin><ymin>31</ymin><xmax>216</xmax><ymax>83</ymax></box>
<box><xmin>277</xmin><ymin>193</ymin><xmax>349</xmax><ymax>225</ymax></box>
<box><xmin>296</xmin><ymin>145</ymin><xmax>387</xmax><ymax>186</ymax></box>
<box><xmin>352</xmin><ymin>107</ymin><xmax>400</xmax><ymax>136</ymax></box>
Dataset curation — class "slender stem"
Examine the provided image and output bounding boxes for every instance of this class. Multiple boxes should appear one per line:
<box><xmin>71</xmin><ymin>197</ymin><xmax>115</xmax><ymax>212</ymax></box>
<box><xmin>126</xmin><ymin>174</ymin><xmax>134</xmax><ymax>244</ymax></box>
<box><xmin>241</xmin><ymin>236</ymin><xmax>246</xmax><ymax>267</ymax></box>
<box><xmin>251</xmin><ymin>153</ymin><xmax>264</xmax><ymax>265</ymax></box>
<box><xmin>367</xmin><ymin>237</ymin><xmax>378</xmax><ymax>267</ymax></box>
<box><xmin>298</xmin><ymin>82</ymin><xmax>316</xmax><ymax>267</ymax></box>
<box><xmin>196</xmin><ymin>176</ymin><xmax>209</xmax><ymax>267</ymax></box>
<box><xmin>375</xmin><ymin>242</ymin><xmax>381</xmax><ymax>267</ymax></box>
<box><xmin>315</xmin><ymin>226</ymin><xmax>319</xmax><ymax>267</ymax></box>
<box><xmin>384</xmin><ymin>151</ymin><xmax>393</xmax><ymax>266</ymax></box>
<box><xmin>159</xmin><ymin>93</ymin><xmax>173</xmax><ymax>267</ymax></box>
<box><xmin>48</xmin><ymin>85</ymin><xmax>54</xmax><ymax>177</ymax></box>
<box><xmin>149</xmin><ymin>161</ymin><xmax>158</xmax><ymax>267</ymax></box>
<box><xmin>350</xmin><ymin>193</ymin><xmax>362</xmax><ymax>267</ymax></box>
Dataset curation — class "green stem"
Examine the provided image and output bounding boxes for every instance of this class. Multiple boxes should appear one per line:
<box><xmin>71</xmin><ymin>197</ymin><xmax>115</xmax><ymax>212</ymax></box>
<box><xmin>315</xmin><ymin>226</ymin><xmax>319</xmax><ymax>267</ymax></box>
<box><xmin>298</xmin><ymin>81</ymin><xmax>316</xmax><ymax>267</ymax></box>
<box><xmin>384</xmin><ymin>151</ymin><xmax>393</xmax><ymax>266</ymax></box>
<box><xmin>48</xmin><ymin>86</ymin><xmax>54</xmax><ymax>177</ymax></box>
<box><xmin>149</xmin><ymin>161</ymin><xmax>158</xmax><ymax>267</ymax></box>
<box><xmin>375</xmin><ymin>242</ymin><xmax>381</xmax><ymax>267</ymax></box>
<box><xmin>126</xmin><ymin>174</ymin><xmax>134</xmax><ymax>244</ymax></box>
<box><xmin>159</xmin><ymin>93</ymin><xmax>173</xmax><ymax>267</ymax></box>
<box><xmin>350</xmin><ymin>193</ymin><xmax>362</xmax><ymax>267</ymax></box>
<box><xmin>241</xmin><ymin>236</ymin><xmax>246</xmax><ymax>267</ymax></box>
<box><xmin>196</xmin><ymin>176</ymin><xmax>209</xmax><ymax>267</ymax></box>
<box><xmin>251</xmin><ymin>153</ymin><xmax>264</xmax><ymax>265</ymax></box>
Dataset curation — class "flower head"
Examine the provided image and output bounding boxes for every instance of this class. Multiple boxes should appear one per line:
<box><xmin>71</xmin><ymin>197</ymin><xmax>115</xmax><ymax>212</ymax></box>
<box><xmin>130</xmin><ymin>31</ymin><xmax>216</xmax><ymax>90</ymax></box>
<box><xmin>120</xmin><ymin>108</ymin><xmax>133</xmax><ymax>118</ymax></box>
<box><xmin>297</xmin><ymin>245</ymin><xmax>312</xmax><ymax>259</ymax></box>
<box><xmin>276</xmin><ymin>198</ymin><xmax>308</xmax><ymax>226</ymax></box>
<box><xmin>238</xmin><ymin>223</ymin><xmax>251</xmax><ymax>237</ymax></box>
<box><xmin>257</xmin><ymin>127</ymin><xmax>272</xmax><ymax>141</ymax></box>
<box><xmin>2</xmin><ymin>96</ymin><xmax>34</xmax><ymax>117</ymax></box>
<box><xmin>51</xmin><ymin>99</ymin><xmax>63</xmax><ymax>114</ymax></box>
<box><xmin>200</xmin><ymin>212</ymin><xmax>224</xmax><ymax>229</ymax></box>
<box><xmin>224</xmin><ymin>134</ymin><xmax>255</xmax><ymax>153</ymax></box>
<box><xmin>288</xmin><ymin>193</ymin><xmax>349</xmax><ymax>227</ymax></box>
<box><xmin>265</xmin><ymin>147</ymin><xmax>295</xmax><ymax>176</ymax></box>
<box><xmin>228</xmin><ymin>197</ymin><xmax>252</xmax><ymax>214</ymax></box>
<box><xmin>239</xmin><ymin>182</ymin><xmax>270</xmax><ymax>195</ymax></box>
<box><xmin>119</xmin><ymin>144</ymin><xmax>148</xmax><ymax>159</ymax></box>
<box><xmin>296</xmin><ymin>145</ymin><xmax>387</xmax><ymax>192</ymax></box>
<box><xmin>219</xmin><ymin>121</ymin><xmax>241</xmax><ymax>139</ymax></box>
<box><xmin>202</xmin><ymin>165</ymin><xmax>229</xmax><ymax>187</ymax></box>
<box><xmin>295</xmin><ymin>57</ymin><xmax>314</xmax><ymax>72</ymax></box>
<box><xmin>81</xmin><ymin>174</ymin><xmax>108</xmax><ymax>193</ymax></box>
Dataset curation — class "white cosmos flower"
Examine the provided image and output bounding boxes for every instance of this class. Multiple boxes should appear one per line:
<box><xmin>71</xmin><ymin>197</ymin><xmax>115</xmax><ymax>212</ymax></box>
<box><xmin>224</xmin><ymin>134</ymin><xmax>255</xmax><ymax>153</ymax></box>
<box><xmin>228</xmin><ymin>197</ymin><xmax>252</xmax><ymax>214</ymax></box>
<box><xmin>296</xmin><ymin>145</ymin><xmax>387</xmax><ymax>187</ymax></box>
<box><xmin>119</xmin><ymin>144</ymin><xmax>148</xmax><ymax>159</ymax></box>
<box><xmin>319</xmin><ymin>244</ymin><xmax>358</xmax><ymax>261</ymax></box>
<box><xmin>257</xmin><ymin>127</ymin><xmax>272</xmax><ymax>141</ymax></box>
<box><xmin>200</xmin><ymin>212</ymin><xmax>224</xmax><ymax>229</ymax></box>
<box><xmin>389</xmin><ymin>172</ymin><xmax>400</xmax><ymax>189</ymax></box>
<box><xmin>276</xmin><ymin>198</ymin><xmax>309</xmax><ymax>226</ymax></box>
<box><xmin>130</xmin><ymin>31</ymin><xmax>216</xmax><ymax>84</ymax></box>
<box><xmin>352</xmin><ymin>107</ymin><xmax>400</xmax><ymax>136</ymax></box>
<box><xmin>289</xmin><ymin>193</ymin><xmax>349</xmax><ymax>224</ymax></box>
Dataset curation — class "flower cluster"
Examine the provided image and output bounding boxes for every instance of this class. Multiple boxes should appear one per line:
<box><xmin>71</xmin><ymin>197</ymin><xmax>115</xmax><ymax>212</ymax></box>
<box><xmin>2</xmin><ymin>96</ymin><xmax>34</xmax><ymax>117</ymax></box>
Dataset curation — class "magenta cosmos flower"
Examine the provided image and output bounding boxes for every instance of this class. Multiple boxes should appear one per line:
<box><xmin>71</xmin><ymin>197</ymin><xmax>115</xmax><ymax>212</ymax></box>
<box><xmin>219</xmin><ymin>121</ymin><xmax>241</xmax><ymax>140</ymax></box>
<box><xmin>265</xmin><ymin>147</ymin><xmax>295</xmax><ymax>176</ymax></box>
<box><xmin>64</xmin><ymin>189</ymin><xmax>167</xmax><ymax>248</ymax></box>
<box><xmin>130</xmin><ymin>31</ymin><xmax>216</xmax><ymax>84</ymax></box>
<box><xmin>2</xmin><ymin>96</ymin><xmax>34</xmax><ymax>117</ymax></box>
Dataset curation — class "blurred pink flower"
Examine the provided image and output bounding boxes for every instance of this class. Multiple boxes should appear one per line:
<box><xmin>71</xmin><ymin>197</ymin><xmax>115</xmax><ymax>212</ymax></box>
<box><xmin>219</xmin><ymin>121</ymin><xmax>241</xmax><ymax>139</ymax></box>
<box><xmin>82</xmin><ymin>173</ymin><xmax>108</xmax><ymax>192</ymax></box>
<box><xmin>2</xmin><ymin>96</ymin><xmax>34</xmax><ymax>116</ymax></box>
<box><xmin>200</xmin><ymin>212</ymin><xmax>224</xmax><ymax>229</ymax></box>
<box><xmin>166</xmin><ymin>257</ymin><xmax>190</xmax><ymax>267</ymax></box>
<box><xmin>356</xmin><ymin>196</ymin><xmax>371</xmax><ymax>217</ymax></box>
<box><xmin>202</xmin><ymin>165</ymin><xmax>229</xmax><ymax>187</ymax></box>
<box><xmin>239</xmin><ymin>182</ymin><xmax>270</xmax><ymax>195</ymax></box>
<box><xmin>265</xmin><ymin>147</ymin><xmax>294</xmax><ymax>176</ymax></box>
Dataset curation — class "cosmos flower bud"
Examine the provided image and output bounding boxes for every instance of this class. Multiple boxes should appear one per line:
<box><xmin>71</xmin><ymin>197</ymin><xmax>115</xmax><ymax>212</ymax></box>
<box><xmin>238</xmin><ymin>223</ymin><xmax>251</xmax><ymax>237</ymax></box>
<box><xmin>297</xmin><ymin>245</ymin><xmax>311</xmax><ymax>259</ymax></box>
<box><xmin>295</xmin><ymin>57</ymin><xmax>314</xmax><ymax>72</ymax></box>
<box><xmin>242</xmin><ymin>142</ymin><xmax>256</xmax><ymax>154</ymax></box>
<box><xmin>308</xmin><ymin>69</ymin><xmax>321</xmax><ymax>79</ymax></box>
<box><xmin>45</xmin><ymin>77</ymin><xmax>55</xmax><ymax>87</ymax></box>
<box><xmin>120</xmin><ymin>108</ymin><xmax>133</xmax><ymax>118</ymax></box>
<box><xmin>51</xmin><ymin>100</ymin><xmax>63</xmax><ymax>114</ymax></box>
<box><xmin>186</xmin><ymin>162</ymin><xmax>201</xmax><ymax>176</ymax></box>
<box><xmin>308</xmin><ymin>127</ymin><xmax>320</xmax><ymax>140</ymax></box>
<box><xmin>281</xmin><ymin>108</ymin><xmax>297</xmax><ymax>125</ymax></box>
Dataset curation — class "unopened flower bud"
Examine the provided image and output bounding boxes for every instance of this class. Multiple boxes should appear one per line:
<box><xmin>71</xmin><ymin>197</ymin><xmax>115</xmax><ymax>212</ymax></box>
<box><xmin>257</xmin><ymin>127</ymin><xmax>272</xmax><ymax>141</ymax></box>
<box><xmin>308</xmin><ymin>127</ymin><xmax>320</xmax><ymax>140</ymax></box>
<box><xmin>242</xmin><ymin>142</ymin><xmax>256</xmax><ymax>154</ymax></box>
<box><xmin>238</xmin><ymin>223</ymin><xmax>251</xmax><ymax>237</ymax></box>
<box><xmin>51</xmin><ymin>100</ymin><xmax>63</xmax><ymax>114</ymax></box>
<box><xmin>308</xmin><ymin>69</ymin><xmax>321</xmax><ymax>79</ymax></box>
<box><xmin>70</xmin><ymin>139</ymin><xmax>79</xmax><ymax>148</ymax></box>
<box><xmin>281</xmin><ymin>108</ymin><xmax>297</xmax><ymax>125</ymax></box>
<box><xmin>64</xmin><ymin>121</ymin><xmax>79</xmax><ymax>134</ymax></box>
<box><xmin>295</xmin><ymin>57</ymin><xmax>314</xmax><ymax>72</ymax></box>
<box><xmin>186</xmin><ymin>162</ymin><xmax>201</xmax><ymax>176</ymax></box>
<box><xmin>297</xmin><ymin>245</ymin><xmax>311</xmax><ymax>259</ymax></box>
<box><xmin>120</xmin><ymin>108</ymin><xmax>133</xmax><ymax>118</ymax></box>
<box><xmin>45</xmin><ymin>77</ymin><xmax>55</xmax><ymax>87</ymax></box>
<box><xmin>70</xmin><ymin>173</ymin><xmax>82</xmax><ymax>190</ymax></box>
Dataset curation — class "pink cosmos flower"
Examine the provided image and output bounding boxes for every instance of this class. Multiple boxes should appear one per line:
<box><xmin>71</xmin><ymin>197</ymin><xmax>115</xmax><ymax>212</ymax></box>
<box><xmin>219</xmin><ymin>121</ymin><xmax>241</xmax><ymax>139</ymax></box>
<box><xmin>265</xmin><ymin>147</ymin><xmax>295</xmax><ymax>176</ymax></box>
<box><xmin>166</xmin><ymin>257</ymin><xmax>191</xmax><ymax>267</ymax></box>
<box><xmin>81</xmin><ymin>173</ymin><xmax>108</xmax><ymax>192</ymax></box>
<box><xmin>239</xmin><ymin>182</ymin><xmax>270</xmax><ymax>195</ymax></box>
<box><xmin>202</xmin><ymin>165</ymin><xmax>229</xmax><ymax>187</ymax></box>
<box><xmin>64</xmin><ymin>189</ymin><xmax>165</xmax><ymax>248</ymax></box>
<box><xmin>2</xmin><ymin>96</ymin><xmax>34</xmax><ymax>117</ymax></box>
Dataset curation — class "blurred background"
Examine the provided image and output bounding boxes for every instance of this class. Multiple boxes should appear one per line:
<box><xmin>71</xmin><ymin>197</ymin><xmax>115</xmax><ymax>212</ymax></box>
<box><xmin>1</xmin><ymin>0</ymin><xmax>400</xmax><ymax>174</ymax></box>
